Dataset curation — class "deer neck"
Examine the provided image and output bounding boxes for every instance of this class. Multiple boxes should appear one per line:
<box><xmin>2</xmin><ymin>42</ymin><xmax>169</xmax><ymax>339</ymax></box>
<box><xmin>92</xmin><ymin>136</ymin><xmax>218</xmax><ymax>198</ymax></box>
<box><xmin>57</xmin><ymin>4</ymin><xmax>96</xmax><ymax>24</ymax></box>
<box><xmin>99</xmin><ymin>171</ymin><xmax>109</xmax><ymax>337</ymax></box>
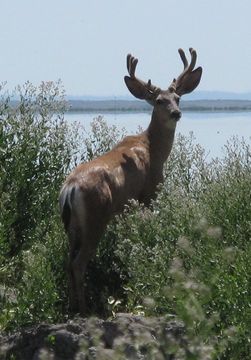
<box><xmin>146</xmin><ymin>110</ymin><xmax>177</xmax><ymax>165</ymax></box>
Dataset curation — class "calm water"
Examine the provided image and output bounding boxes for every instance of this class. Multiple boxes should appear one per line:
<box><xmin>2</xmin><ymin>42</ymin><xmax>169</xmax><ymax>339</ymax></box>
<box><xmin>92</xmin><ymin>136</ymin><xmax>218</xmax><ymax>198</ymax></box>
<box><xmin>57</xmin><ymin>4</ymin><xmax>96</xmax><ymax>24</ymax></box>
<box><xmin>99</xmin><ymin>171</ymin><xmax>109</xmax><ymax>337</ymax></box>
<box><xmin>65</xmin><ymin>111</ymin><xmax>251</xmax><ymax>159</ymax></box>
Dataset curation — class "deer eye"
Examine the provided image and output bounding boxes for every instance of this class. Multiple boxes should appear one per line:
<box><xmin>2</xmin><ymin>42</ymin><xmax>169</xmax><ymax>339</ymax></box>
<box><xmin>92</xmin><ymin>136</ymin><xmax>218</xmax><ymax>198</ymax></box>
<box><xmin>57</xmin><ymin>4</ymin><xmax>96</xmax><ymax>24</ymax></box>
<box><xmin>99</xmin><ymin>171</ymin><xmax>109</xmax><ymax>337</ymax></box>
<box><xmin>156</xmin><ymin>98</ymin><xmax>164</xmax><ymax>105</ymax></box>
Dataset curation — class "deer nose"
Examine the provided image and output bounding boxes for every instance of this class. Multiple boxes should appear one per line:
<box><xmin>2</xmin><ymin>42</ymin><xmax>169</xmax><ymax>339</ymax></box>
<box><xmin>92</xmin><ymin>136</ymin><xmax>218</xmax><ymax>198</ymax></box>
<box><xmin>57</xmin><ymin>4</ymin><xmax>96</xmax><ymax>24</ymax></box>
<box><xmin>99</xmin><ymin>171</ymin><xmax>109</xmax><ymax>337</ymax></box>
<box><xmin>170</xmin><ymin>110</ymin><xmax>181</xmax><ymax>120</ymax></box>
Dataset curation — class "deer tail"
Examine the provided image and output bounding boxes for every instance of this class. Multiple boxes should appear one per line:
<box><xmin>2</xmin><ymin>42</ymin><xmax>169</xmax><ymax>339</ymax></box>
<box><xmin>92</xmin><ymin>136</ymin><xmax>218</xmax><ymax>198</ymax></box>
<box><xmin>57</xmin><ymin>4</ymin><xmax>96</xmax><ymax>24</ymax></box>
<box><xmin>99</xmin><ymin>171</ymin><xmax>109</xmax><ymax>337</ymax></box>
<box><xmin>59</xmin><ymin>184</ymin><xmax>76</xmax><ymax>232</ymax></box>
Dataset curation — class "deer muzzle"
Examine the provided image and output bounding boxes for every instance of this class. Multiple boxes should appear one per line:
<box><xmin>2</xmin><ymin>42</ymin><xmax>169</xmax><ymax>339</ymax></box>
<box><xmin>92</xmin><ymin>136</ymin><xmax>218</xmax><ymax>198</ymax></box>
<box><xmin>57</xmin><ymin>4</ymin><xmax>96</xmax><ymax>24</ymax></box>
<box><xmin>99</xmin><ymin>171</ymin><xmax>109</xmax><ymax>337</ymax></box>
<box><xmin>170</xmin><ymin>109</ymin><xmax>182</xmax><ymax>121</ymax></box>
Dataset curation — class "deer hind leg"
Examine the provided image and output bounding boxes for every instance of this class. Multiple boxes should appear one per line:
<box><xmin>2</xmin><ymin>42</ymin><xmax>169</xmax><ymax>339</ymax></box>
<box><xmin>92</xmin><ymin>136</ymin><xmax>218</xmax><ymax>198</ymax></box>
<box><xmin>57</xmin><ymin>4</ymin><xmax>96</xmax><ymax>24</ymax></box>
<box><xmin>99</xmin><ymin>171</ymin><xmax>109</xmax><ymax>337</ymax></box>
<box><xmin>67</xmin><ymin>183</ymin><xmax>111</xmax><ymax>315</ymax></box>
<box><xmin>70</xmin><ymin>241</ymin><xmax>91</xmax><ymax>315</ymax></box>
<box><xmin>73</xmin><ymin>242</ymin><xmax>99</xmax><ymax>314</ymax></box>
<box><xmin>68</xmin><ymin>206</ymin><xmax>107</xmax><ymax>315</ymax></box>
<box><xmin>68</xmin><ymin>220</ymin><xmax>91</xmax><ymax>315</ymax></box>
<box><xmin>68</xmin><ymin>222</ymin><xmax>82</xmax><ymax>313</ymax></box>
<box><xmin>66</xmin><ymin>188</ymin><xmax>88</xmax><ymax>314</ymax></box>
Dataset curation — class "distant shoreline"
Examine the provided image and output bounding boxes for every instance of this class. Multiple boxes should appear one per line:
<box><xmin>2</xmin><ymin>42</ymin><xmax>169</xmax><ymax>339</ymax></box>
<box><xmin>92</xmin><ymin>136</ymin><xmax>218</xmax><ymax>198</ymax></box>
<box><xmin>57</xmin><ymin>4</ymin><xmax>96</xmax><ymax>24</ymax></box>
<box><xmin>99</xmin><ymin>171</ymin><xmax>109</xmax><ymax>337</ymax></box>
<box><xmin>66</xmin><ymin>99</ymin><xmax>251</xmax><ymax>113</ymax></box>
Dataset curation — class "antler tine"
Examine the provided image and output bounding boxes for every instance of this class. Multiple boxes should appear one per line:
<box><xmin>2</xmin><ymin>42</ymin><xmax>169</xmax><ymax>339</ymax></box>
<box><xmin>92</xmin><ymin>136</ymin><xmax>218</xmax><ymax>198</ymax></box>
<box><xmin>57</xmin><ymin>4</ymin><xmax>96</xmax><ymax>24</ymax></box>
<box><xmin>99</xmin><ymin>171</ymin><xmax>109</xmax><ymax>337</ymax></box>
<box><xmin>127</xmin><ymin>54</ymin><xmax>138</xmax><ymax>79</ymax></box>
<box><xmin>188</xmin><ymin>48</ymin><xmax>197</xmax><ymax>71</ymax></box>
<box><xmin>178</xmin><ymin>48</ymin><xmax>188</xmax><ymax>69</ymax></box>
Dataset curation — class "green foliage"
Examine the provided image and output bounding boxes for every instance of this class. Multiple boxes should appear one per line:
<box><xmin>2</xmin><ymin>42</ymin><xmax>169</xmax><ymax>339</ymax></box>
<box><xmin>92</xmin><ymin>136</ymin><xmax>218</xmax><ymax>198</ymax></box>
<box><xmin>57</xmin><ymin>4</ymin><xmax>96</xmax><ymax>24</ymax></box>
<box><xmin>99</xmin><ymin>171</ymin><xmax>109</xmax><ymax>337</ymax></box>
<box><xmin>100</xmin><ymin>134</ymin><xmax>250</xmax><ymax>359</ymax></box>
<box><xmin>0</xmin><ymin>85</ymin><xmax>250</xmax><ymax>359</ymax></box>
<box><xmin>0</xmin><ymin>81</ymin><xmax>73</xmax><ymax>258</ymax></box>
<box><xmin>81</xmin><ymin>115</ymin><xmax>126</xmax><ymax>162</ymax></box>
<box><xmin>0</xmin><ymin>81</ymin><xmax>77</xmax><ymax>329</ymax></box>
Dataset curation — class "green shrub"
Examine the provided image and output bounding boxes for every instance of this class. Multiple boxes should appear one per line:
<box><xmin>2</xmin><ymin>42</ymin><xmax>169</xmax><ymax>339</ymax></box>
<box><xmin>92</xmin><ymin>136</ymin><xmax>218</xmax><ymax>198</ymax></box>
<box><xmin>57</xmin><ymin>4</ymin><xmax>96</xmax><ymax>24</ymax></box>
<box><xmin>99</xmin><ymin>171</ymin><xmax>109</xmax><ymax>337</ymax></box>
<box><xmin>81</xmin><ymin>115</ymin><xmax>126</xmax><ymax>162</ymax></box>
<box><xmin>98</xmin><ymin>134</ymin><xmax>250</xmax><ymax>359</ymax></box>
<box><xmin>0</xmin><ymin>81</ymin><xmax>78</xmax><ymax>329</ymax></box>
<box><xmin>0</xmin><ymin>86</ymin><xmax>250</xmax><ymax>358</ymax></box>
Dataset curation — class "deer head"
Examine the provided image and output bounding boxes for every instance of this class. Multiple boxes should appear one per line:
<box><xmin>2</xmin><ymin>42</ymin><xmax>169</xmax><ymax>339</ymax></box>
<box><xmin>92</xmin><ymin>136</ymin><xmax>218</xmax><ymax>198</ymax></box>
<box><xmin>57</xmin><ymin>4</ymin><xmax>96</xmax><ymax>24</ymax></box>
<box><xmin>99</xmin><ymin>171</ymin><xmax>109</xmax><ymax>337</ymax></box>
<box><xmin>124</xmin><ymin>48</ymin><xmax>202</xmax><ymax>125</ymax></box>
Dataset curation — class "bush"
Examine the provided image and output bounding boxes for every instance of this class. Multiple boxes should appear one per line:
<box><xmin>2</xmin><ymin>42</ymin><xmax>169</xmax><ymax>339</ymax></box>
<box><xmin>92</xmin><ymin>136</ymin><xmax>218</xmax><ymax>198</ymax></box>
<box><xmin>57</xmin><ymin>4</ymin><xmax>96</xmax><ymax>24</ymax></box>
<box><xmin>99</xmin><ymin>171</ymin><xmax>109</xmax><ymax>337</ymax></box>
<box><xmin>0</xmin><ymin>81</ymin><xmax>78</xmax><ymax>329</ymax></box>
<box><xmin>100</xmin><ymin>134</ymin><xmax>251</xmax><ymax>359</ymax></box>
<box><xmin>0</xmin><ymin>86</ymin><xmax>250</xmax><ymax>358</ymax></box>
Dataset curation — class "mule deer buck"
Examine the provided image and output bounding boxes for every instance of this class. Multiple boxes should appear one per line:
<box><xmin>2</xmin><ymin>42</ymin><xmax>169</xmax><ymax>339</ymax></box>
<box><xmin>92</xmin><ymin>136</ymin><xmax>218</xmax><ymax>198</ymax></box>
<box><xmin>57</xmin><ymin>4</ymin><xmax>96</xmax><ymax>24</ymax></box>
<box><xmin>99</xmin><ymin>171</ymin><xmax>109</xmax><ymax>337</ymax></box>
<box><xmin>59</xmin><ymin>48</ymin><xmax>202</xmax><ymax>314</ymax></box>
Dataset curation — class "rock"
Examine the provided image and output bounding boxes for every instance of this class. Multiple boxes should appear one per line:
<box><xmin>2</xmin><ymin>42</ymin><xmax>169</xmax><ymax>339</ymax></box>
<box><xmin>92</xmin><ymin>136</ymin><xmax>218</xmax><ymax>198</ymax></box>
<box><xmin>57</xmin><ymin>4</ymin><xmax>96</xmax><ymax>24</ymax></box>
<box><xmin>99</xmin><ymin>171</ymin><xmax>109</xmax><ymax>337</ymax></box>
<box><xmin>0</xmin><ymin>314</ymin><xmax>185</xmax><ymax>360</ymax></box>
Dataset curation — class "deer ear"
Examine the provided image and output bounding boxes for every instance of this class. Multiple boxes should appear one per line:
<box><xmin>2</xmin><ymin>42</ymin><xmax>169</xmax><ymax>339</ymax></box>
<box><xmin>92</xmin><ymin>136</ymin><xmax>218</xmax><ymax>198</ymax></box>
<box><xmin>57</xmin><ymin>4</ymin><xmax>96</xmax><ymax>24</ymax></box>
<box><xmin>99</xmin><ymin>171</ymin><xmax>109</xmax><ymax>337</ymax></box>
<box><xmin>176</xmin><ymin>67</ymin><xmax>202</xmax><ymax>96</ymax></box>
<box><xmin>124</xmin><ymin>76</ymin><xmax>153</xmax><ymax>100</ymax></box>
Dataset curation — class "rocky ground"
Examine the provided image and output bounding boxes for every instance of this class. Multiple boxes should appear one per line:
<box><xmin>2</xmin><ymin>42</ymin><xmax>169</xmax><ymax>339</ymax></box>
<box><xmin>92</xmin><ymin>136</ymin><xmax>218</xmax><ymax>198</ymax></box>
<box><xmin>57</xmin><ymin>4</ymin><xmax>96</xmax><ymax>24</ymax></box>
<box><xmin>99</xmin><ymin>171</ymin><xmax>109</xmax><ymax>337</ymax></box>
<box><xmin>0</xmin><ymin>314</ymin><xmax>185</xmax><ymax>360</ymax></box>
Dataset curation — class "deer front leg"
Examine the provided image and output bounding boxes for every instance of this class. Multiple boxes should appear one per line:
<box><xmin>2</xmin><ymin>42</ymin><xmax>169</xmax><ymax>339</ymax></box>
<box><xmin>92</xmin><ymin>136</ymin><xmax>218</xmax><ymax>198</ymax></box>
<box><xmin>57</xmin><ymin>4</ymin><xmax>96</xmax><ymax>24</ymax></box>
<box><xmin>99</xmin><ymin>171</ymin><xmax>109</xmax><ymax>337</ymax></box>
<box><xmin>140</xmin><ymin>174</ymin><xmax>164</xmax><ymax>207</ymax></box>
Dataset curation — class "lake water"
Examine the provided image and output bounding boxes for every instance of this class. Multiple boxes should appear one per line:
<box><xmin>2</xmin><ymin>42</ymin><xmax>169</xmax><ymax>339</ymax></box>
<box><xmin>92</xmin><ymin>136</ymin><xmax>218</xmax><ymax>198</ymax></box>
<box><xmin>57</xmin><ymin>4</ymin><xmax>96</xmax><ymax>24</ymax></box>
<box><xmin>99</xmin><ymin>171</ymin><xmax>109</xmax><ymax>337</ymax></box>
<box><xmin>65</xmin><ymin>111</ymin><xmax>251</xmax><ymax>159</ymax></box>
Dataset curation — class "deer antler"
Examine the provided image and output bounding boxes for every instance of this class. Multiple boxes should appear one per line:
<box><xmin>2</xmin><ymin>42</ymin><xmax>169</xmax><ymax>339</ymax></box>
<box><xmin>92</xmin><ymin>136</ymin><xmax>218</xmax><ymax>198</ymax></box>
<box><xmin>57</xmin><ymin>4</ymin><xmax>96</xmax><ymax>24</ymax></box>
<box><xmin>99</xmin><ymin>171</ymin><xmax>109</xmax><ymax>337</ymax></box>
<box><xmin>125</xmin><ymin>54</ymin><xmax>160</xmax><ymax>100</ymax></box>
<box><xmin>173</xmin><ymin>48</ymin><xmax>202</xmax><ymax>96</ymax></box>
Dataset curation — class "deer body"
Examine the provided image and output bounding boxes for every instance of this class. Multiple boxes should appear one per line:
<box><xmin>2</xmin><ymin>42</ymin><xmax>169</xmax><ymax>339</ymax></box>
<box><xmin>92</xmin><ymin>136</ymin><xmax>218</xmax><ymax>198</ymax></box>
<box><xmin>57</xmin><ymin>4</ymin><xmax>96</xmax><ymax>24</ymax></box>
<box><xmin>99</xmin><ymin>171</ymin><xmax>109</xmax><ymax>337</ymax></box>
<box><xmin>60</xmin><ymin>49</ymin><xmax>202</xmax><ymax>314</ymax></box>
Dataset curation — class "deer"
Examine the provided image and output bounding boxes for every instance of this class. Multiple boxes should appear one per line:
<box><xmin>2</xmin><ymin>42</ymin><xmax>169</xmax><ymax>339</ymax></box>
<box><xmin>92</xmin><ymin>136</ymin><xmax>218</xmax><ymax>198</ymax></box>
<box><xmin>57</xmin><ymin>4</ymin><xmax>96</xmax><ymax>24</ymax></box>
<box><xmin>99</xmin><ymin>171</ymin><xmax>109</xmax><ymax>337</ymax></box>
<box><xmin>59</xmin><ymin>48</ymin><xmax>202</xmax><ymax>315</ymax></box>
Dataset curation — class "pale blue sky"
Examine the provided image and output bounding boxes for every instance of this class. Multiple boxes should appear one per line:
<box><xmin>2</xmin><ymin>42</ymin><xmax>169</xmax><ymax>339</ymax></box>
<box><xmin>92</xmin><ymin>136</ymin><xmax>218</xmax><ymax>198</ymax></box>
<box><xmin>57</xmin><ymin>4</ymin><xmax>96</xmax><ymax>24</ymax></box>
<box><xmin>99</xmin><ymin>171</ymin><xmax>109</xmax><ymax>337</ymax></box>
<box><xmin>0</xmin><ymin>0</ymin><xmax>251</xmax><ymax>96</ymax></box>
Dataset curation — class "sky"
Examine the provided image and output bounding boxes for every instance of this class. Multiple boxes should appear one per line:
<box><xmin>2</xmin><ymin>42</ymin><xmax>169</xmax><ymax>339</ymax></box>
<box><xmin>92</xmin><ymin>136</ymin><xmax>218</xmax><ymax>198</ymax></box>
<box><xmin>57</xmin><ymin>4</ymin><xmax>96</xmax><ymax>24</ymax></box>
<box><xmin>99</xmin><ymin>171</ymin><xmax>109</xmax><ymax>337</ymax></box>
<box><xmin>0</xmin><ymin>0</ymin><xmax>251</xmax><ymax>97</ymax></box>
